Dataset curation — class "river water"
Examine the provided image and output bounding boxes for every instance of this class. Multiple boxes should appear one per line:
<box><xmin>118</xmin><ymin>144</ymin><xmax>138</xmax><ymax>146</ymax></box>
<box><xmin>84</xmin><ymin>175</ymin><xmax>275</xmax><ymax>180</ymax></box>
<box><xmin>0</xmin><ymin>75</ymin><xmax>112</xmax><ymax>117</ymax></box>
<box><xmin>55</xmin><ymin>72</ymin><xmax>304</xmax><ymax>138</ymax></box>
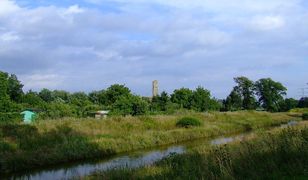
<box><xmin>3</xmin><ymin>121</ymin><xmax>298</xmax><ymax>180</ymax></box>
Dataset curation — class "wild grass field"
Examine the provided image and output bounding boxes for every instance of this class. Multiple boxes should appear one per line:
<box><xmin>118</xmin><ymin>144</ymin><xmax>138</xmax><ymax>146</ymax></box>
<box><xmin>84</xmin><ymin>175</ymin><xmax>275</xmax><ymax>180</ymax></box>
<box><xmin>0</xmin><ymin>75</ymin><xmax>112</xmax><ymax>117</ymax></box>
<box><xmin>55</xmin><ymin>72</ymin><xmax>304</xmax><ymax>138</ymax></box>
<box><xmin>0</xmin><ymin>111</ymin><xmax>300</xmax><ymax>174</ymax></box>
<box><xmin>87</xmin><ymin>121</ymin><xmax>308</xmax><ymax>179</ymax></box>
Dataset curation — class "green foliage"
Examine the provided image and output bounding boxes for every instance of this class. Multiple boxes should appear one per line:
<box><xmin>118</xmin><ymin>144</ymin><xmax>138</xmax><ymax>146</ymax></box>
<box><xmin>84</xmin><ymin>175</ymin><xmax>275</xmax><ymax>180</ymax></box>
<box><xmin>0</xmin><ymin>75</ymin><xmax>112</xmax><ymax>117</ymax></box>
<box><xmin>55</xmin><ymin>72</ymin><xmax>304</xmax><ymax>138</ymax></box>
<box><xmin>112</xmin><ymin>95</ymin><xmax>149</xmax><ymax>116</ymax></box>
<box><xmin>233</xmin><ymin>77</ymin><xmax>256</xmax><ymax>110</ymax></box>
<box><xmin>278</xmin><ymin>98</ymin><xmax>298</xmax><ymax>112</ymax></box>
<box><xmin>224</xmin><ymin>88</ymin><xmax>242</xmax><ymax>111</ymax></box>
<box><xmin>302</xmin><ymin>113</ymin><xmax>308</xmax><ymax>120</ymax></box>
<box><xmin>0</xmin><ymin>112</ymin><xmax>21</xmax><ymax>122</ymax></box>
<box><xmin>171</xmin><ymin>88</ymin><xmax>193</xmax><ymax>109</ymax></box>
<box><xmin>7</xmin><ymin>74</ymin><xmax>24</xmax><ymax>103</ymax></box>
<box><xmin>42</xmin><ymin>102</ymin><xmax>77</xmax><ymax>119</ymax></box>
<box><xmin>39</xmin><ymin>88</ymin><xmax>54</xmax><ymax>102</ymax></box>
<box><xmin>255</xmin><ymin>78</ymin><xmax>287</xmax><ymax>112</ymax></box>
<box><xmin>150</xmin><ymin>91</ymin><xmax>170</xmax><ymax>112</ymax></box>
<box><xmin>298</xmin><ymin>97</ymin><xmax>308</xmax><ymax>108</ymax></box>
<box><xmin>105</xmin><ymin>84</ymin><xmax>131</xmax><ymax>106</ymax></box>
<box><xmin>191</xmin><ymin>86</ymin><xmax>211</xmax><ymax>112</ymax></box>
<box><xmin>176</xmin><ymin>117</ymin><xmax>202</xmax><ymax>128</ymax></box>
<box><xmin>22</xmin><ymin>90</ymin><xmax>45</xmax><ymax>107</ymax></box>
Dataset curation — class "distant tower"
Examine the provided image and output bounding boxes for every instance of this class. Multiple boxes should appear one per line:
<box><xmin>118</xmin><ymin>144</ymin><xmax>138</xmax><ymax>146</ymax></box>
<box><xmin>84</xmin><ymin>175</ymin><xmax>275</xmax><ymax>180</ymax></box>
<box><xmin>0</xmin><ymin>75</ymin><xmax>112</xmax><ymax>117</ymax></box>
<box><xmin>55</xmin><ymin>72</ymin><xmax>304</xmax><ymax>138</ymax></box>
<box><xmin>152</xmin><ymin>80</ymin><xmax>159</xmax><ymax>97</ymax></box>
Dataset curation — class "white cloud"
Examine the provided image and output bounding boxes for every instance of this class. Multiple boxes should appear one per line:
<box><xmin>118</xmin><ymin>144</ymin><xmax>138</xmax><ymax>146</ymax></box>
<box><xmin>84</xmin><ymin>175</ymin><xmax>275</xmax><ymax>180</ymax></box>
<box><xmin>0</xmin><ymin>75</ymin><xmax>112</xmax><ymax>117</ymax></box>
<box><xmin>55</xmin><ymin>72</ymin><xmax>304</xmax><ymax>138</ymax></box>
<box><xmin>0</xmin><ymin>0</ymin><xmax>307</xmax><ymax>97</ymax></box>
<box><xmin>0</xmin><ymin>32</ymin><xmax>20</xmax><ymax>42</ymax></box>
<box><xmin>0</xmin><ymin>0</ymin><xmax>20</xmax><ymax>17</ymax></box>
<box><xmin>249</xmin><ymin>16</ymin><xmax>285</xmax><ymax>31</ymax></box>
<box><xmin>20</xmin><ymin>74</ymin><xmax>64</xmax><ymax>90</ymax></box>
<box><xmin>64</xmin><ymin>5</ymin><xmax>84</xmax><ymax>15</ymax></box>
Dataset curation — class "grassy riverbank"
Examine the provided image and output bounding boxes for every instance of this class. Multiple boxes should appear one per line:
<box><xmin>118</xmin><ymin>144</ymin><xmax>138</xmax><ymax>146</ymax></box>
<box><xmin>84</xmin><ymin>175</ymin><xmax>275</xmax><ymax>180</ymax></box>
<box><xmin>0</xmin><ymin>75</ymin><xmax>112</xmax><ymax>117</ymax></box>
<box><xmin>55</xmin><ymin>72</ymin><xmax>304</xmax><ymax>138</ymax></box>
<box><xmin>0</xmin><ymin>111</ymin><xmax>299</xmax><ymax>174</ymax></box>
<box><xmin>88</xmin><ymin>122</ymin><xmax>308</xmax><ymax>179</ymax></box>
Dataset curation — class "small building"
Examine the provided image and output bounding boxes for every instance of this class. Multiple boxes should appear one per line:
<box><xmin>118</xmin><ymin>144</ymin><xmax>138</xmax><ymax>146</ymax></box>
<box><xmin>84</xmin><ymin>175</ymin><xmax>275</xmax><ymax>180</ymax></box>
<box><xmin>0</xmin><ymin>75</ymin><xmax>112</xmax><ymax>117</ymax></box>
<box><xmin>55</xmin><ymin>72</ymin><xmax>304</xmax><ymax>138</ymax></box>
<box><xmin>95</xmin><ymin>110</ymin><xmax>109</xmax><ymax>119</ymax></box>
<box><xmin>21</xmin><ymin>110</ymin><xmax>36</xmax><ymax>124</ymax></box>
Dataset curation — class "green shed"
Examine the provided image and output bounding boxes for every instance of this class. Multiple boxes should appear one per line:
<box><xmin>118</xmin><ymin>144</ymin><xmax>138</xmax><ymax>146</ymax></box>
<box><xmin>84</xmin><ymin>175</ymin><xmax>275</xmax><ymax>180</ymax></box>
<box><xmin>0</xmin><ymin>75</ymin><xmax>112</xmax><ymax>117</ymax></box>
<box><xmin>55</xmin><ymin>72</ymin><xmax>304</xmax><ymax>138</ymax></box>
<box><xmin>21</xmin><ymin>110</ymin><xmax>36</xmax><ymax>124</ymax></box>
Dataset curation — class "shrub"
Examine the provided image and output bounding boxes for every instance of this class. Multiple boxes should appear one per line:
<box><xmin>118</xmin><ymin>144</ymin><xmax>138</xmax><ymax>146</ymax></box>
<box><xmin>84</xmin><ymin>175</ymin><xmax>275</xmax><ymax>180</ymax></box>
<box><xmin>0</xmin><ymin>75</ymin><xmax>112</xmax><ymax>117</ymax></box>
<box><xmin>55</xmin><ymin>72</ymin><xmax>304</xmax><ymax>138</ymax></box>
<box><xmin>302</xmin><ymin>113</ymin><xmax>308</xmax><ymax>120</ymax></box>
<box><xmin>176</xmin><ymin>117</ymin><xmax>202</xmax><ymax>128</ymax></box>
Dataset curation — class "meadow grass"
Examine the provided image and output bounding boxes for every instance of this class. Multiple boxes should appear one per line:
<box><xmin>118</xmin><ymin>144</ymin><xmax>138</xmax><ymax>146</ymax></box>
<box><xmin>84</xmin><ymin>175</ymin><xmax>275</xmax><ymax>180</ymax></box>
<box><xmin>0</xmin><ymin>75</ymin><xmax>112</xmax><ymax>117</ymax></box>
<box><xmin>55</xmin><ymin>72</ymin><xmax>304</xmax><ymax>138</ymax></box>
<box><xmin>87</xmin><ymin>122</ymin><xmax>308</xmax><ymax>179</ymax></box>
<box><xmin>0</xmin><ymin>111</ymin><xmax>299</xmax><ymax>174</ymax></box>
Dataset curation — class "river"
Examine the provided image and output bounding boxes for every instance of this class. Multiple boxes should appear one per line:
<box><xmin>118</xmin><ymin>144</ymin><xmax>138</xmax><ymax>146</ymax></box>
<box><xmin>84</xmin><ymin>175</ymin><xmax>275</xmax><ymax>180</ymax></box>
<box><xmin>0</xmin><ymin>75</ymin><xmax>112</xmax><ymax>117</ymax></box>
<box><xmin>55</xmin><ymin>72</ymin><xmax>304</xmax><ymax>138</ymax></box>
<box><xmin>3</xmin><ymin>121</ymin><xmax>298</xmax><ymax>180</ymax></box>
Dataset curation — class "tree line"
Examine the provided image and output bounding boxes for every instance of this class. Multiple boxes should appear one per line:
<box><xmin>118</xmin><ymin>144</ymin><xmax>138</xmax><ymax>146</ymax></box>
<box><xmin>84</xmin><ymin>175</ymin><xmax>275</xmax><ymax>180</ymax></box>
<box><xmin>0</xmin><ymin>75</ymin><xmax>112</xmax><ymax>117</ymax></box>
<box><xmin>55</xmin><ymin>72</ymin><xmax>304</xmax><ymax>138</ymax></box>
<box><xmin>0</xmin><ymin>71</ymin><xmax>307</xmax><ymax>120</ymax></box>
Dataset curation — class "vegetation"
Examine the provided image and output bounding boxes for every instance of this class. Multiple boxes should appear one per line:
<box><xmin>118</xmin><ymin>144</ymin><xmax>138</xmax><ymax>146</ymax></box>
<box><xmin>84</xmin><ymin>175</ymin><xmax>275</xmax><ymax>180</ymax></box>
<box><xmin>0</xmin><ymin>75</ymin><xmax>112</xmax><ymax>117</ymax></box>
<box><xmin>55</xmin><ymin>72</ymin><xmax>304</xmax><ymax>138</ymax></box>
<box><xmin>255</xmin><ymin>78</ymin><xmax>287</xmax><ymax>112</ymax></box>
<box><xmin>303</xmin><ymin>113</ymin><xmax>308</xmax><ymax>120</ymax></box>
<box><xmin>176</xmin><ymin>117</ymin><xmax>201</xmax><ymax>128</ymax></box>
<box><xmin>87</xmin><ymin>124</ymin><xmax>308</xmax><ymax>179</ymax></box>
<box><xmin>0</xmin><ymin>111</ymin><xmax>295</xmax><ymax>174</ymax></box>
<box><xmin>1</xmin><ymin>70</ymin><xmax>307</xmax><ymax>122</ymax></box>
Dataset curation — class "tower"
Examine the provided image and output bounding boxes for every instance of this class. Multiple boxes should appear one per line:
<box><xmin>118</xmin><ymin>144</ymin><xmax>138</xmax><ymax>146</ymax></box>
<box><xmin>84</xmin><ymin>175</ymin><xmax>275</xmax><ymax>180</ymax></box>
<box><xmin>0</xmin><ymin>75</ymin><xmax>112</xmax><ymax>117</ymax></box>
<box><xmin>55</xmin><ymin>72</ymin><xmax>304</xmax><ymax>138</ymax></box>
<box><xmin>152</xmin><ymin>80</ymin><xmax>159</xmax><ymax>97</ymax></box>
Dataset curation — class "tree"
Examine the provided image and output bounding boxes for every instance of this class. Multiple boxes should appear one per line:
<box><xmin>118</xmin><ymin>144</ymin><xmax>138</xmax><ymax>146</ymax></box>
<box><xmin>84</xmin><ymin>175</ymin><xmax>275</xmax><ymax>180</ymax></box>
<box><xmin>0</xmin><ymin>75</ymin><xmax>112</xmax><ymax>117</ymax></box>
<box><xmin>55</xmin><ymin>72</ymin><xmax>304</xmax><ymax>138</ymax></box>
<box><xmin>254</xmin><ymin>78</ymin><xmax>287</xmax><ymax>112</ymax></box>
<box><xmin>234</xmin><ymin>77</ymin><xmax>256</xmax><ymax>110</ymax></box>
<box><xmin>89</xmin><ymin>90</ymin><xmax>107</xmax><ymax>105</ymax></box>
<box><xmin>171</xmin><ymin>88</ymin><xmax>193</xmax><ymax>109</ymax></box>
<box><xmin>112</xmin><ymin>95</ymin><xmax>148</xmax><ymax>116</ymax></box>
<box><xmin>191</xmin><ymin>86</ymin><xmax>212</xmax><ymax>112</ymax></box>
<box><xmin>53</xmin><ymin>90</ymin><xmax>70</xmax><ymax>103</ymax></box>
<box><xmin>0</xmin><ymin>71</ymin><xmax>11</xmax><ymax>112</ymax></box>
<box><xmin>224</xmin><ymin>87</ymin><xmax>243</xmax><ymax>111</ymax></box>
<box><xmin>105</xmin><ymin>84</ymin><xmax>131</xmax><ymax>106</ymax></box>
<box><xmin>8</xmin><ymin>74</ymin><xmax>24</xmax><ymax>102</ymax></box>
<box><xmin>278</xmin><ymin>98</ymin><xmax>298</xmax><ymax>112</ymax></box>
<box><xmin>298</xmin><ymin>97</ymin><xmax>308</xmax><ymax>108</ymax></box>
<box><xmin>39</xmin><ymin>88</ymin><xmax>54</xmax><ymax>102</ymax></box>
<box><xmin>22</xmin><ymin>90</ymin><xmax>45</xmax><ymax>107</ymax></box>
<box><xmin>150</xmin><ymin>91</ymin><xmax>170</xmax><ymax>112</ymax></box>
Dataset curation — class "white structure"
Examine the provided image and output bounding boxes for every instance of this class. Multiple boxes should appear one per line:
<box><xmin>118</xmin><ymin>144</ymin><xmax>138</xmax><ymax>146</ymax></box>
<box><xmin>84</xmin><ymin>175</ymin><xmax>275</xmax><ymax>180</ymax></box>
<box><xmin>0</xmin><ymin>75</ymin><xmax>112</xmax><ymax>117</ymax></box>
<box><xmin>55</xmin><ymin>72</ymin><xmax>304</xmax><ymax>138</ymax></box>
<box><xmin>95</xmin><ymin>110</ymin><xmax>109</xmax><ymax>119</ymax></box>
<box><xmin>152</xmin><ymin>80</ymin><xmax>159</xmax><ymax>97</ymax></box>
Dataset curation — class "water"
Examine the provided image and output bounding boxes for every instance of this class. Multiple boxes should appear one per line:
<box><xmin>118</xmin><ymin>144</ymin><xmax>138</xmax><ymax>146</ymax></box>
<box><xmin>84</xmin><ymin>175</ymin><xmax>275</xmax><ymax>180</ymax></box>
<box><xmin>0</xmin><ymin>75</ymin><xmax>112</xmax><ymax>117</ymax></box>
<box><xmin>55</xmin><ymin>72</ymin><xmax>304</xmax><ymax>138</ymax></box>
<box><xmin>3</xmin><ymin>120</ymin><xmax>299</xmax><ymax>180</ymax></box>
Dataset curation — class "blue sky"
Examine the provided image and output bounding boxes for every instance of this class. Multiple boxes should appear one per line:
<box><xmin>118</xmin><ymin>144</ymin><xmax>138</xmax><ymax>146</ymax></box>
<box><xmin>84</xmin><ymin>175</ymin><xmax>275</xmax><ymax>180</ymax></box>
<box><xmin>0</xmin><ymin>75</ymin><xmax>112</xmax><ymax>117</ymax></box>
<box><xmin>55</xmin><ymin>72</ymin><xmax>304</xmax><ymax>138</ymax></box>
<box><xmin>0</xmin><ymin>0</ymin><xmax>308</xmax><ymax>98</ymax></box>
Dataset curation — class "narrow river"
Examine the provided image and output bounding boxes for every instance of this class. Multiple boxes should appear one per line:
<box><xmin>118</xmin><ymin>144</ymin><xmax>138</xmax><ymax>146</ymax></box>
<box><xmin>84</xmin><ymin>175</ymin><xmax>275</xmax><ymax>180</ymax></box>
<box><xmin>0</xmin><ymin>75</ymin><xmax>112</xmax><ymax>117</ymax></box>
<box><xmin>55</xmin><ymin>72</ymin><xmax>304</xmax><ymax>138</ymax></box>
<box><xmin>3</xmin><ymin>121</ymin><xmax>298</xmax><ymax>180</ymax></box>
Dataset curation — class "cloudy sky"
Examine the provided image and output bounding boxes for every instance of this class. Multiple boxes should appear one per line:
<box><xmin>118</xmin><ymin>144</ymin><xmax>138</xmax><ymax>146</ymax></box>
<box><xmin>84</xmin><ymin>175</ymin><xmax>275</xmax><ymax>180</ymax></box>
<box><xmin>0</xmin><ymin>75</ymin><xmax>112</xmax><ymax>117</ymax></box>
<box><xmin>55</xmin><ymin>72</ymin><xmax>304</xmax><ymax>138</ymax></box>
<box><xmin>0</xmin><ymin>0</ymin><xmax>307</xmax><ymax>98</ymax></box>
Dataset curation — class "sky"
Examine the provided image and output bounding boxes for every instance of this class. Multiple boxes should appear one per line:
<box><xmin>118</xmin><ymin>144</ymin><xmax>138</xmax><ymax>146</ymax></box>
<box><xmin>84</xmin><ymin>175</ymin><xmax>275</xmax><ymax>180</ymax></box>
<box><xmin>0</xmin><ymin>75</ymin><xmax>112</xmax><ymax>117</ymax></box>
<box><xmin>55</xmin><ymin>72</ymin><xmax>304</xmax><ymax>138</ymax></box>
<box><xmin>0</xmin><ymin>0</ymin><xmax>308</xmax><ymax>98</ymax></box>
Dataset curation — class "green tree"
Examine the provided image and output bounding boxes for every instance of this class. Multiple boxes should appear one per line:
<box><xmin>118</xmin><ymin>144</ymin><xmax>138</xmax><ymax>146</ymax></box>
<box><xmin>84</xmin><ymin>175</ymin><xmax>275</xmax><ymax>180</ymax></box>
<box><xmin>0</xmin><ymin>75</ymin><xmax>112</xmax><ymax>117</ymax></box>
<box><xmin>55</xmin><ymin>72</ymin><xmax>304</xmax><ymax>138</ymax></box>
<box><xmin>22</xmin><ymin>90</ymin><xmax>45</xmax><ymax>107</ymax></box>
<box><xmin>8</xmin><ymin>74</ymin><xmax>24</xmax><ymax>102</ymax></box>
<box><xmin>105</xmin><ymin>84</ymin><xmax>131</xmax><ymax>106</ymax></box>
<box><xmin>89</xmin><ymin>90</ymin><xmax>107</xmax><ymax>105</ymax></box>
<box><xmin>171</xmin><ymin>88</ymin><xmax>193</xmax><ymax>109</ymax></box>
<box><xmin>43</xmin><ymin>102</ymin><xmax>76</xmax><ymax>119</ymax></box>
<box><xmin>278</xmin><ymin>98</ymin><xmax>298</xmax><ymax>112</ymax></box>
<box><xmin>298</xmin><ymin>97</ymin><xmax>308</xmax><ymax>108</ymax></box>
<box><xmin>254</xmin><ymin>78</ymin><xmax>287</xmax><ymax>112</ymax></box>
<box><xmin>234</xmin><ymin>77</ymin><xmax>256</xmax><ymax>110</ymax></box>
<box><xmin>0</xmin><ymin>71</ymin><xmax>11</xmax><ymax>112</ymax></box>
<box><xmin>224</xmin><ymin>87</ymin><xmax>243</xmax><ymax>111</ymax></box>
<box><xmin>112</xmin><ymin>95</ymin><xmax>148</xmax><ymax>116</ymax></box>
<box><xmin>53</xmin><ymin>90</ymin><xmax>70</xmax><ymax>102</ymax></box>
<box><xmin>191</xmin><ymin>86</ymin><xmax>211</xmax><ymax>112</ymax></box>
<box><xmin>39</xmin><ymin>88</ymin><xmax>54</xmax><ymax>102</ymax></box>
<box><xmin>150</xmin><ymin>91</ymin><xmax>170</xmax><ymax>112</ymax></box>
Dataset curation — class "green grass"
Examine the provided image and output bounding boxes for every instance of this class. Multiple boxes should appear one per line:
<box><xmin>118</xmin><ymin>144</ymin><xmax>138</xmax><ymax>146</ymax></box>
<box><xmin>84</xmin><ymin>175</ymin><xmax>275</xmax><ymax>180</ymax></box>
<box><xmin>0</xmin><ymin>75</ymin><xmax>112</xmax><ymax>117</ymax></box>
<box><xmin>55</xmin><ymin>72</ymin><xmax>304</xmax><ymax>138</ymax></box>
<box><xmin>176</xmin><ymin>117</ymin><xmax>202</xmax><ymax>128</ymax></box>
<box><xmin>87</xmin><ymin>123</ymin><xmax>308</xmax><ymax>179</ymax></box>
<box><xmin>0</xmin><ymin>111</ymin><xmax>298</xmax><ymax>174</ymax></box>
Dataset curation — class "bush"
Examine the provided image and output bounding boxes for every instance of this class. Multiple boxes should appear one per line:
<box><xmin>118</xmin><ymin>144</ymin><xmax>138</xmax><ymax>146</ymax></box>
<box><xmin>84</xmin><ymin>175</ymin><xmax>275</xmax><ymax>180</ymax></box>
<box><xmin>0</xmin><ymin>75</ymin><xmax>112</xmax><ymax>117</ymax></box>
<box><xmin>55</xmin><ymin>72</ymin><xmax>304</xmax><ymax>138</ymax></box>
<box><xmin>0</xmin><ymin>112</ymin><xmax>21</xmax><ymax>123</ymax></box>
<box><xmin>303</xmin><ymin>113</ymin><xmax>308</xmax><ymax>120</ymax></box>
<box><xmin>176</xmin><ymin>117</ymin><xmax>202</xmax><ymax>128</ymax></box>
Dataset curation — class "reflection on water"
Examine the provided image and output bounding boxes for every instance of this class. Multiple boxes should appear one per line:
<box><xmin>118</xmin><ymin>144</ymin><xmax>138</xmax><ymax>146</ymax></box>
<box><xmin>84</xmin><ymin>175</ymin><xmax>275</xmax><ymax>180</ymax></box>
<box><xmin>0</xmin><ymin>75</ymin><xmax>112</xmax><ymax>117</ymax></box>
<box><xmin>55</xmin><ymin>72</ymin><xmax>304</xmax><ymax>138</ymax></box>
<box><xmin>4</xmin><ymin>120</ymin><xmax>299</xmax><ymax>180</ymax></box>
<box><xmin>5</xmin><ymin>146</ymin><xmax>185</xmax><ymax>180</ymax></box>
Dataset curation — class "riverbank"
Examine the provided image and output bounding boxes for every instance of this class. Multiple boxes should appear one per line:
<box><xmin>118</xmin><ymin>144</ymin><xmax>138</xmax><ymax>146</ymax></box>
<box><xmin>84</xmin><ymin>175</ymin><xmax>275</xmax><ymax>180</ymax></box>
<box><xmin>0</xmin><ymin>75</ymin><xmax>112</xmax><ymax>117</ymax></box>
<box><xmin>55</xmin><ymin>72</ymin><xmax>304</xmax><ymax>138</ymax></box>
<box><xmin>87</xmin><ymin>121</ymin><xmax>308</xmax><ymax>179</ymax></box>
<box><xmin>0</xmin><ymin>111</ymin><xmax>299</xmax><ymax>174</ymax></box>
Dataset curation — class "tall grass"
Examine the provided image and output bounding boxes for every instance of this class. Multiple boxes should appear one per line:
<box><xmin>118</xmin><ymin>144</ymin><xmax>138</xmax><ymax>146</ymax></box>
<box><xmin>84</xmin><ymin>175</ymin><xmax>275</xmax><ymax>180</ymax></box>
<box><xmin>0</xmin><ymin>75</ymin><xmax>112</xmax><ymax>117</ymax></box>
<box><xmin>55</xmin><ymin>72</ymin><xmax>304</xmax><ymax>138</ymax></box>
<box><xmin>88</xmin><ymin>123</ymin><xmax>308</xmax><ymax>179</ymax></box>
<box><xmin>0</xmin><ymin>111</ymin><xmax>297</xmax><ymax>174</ymax></box>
